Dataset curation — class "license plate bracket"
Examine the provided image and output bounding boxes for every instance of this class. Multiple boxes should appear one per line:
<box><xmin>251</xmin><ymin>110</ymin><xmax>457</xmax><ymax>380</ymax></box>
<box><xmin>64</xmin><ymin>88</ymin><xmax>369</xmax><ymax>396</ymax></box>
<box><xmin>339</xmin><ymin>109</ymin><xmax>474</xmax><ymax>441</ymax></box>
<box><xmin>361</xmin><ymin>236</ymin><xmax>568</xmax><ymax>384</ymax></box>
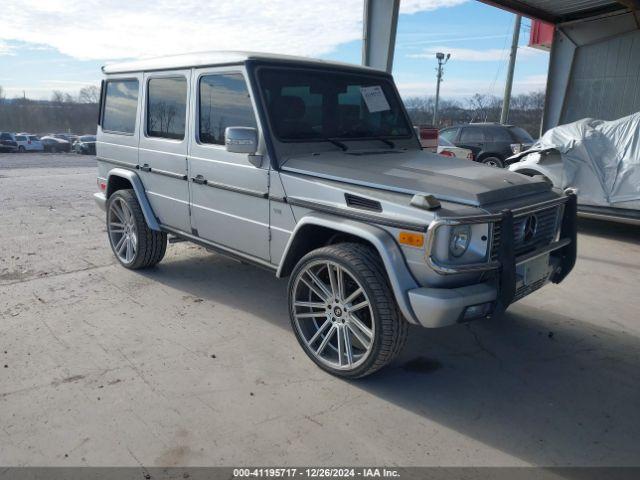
<box><xmin>516</xmin><ymin>254</ymin><xmax>551</xmax><ymax>289</ymax></box>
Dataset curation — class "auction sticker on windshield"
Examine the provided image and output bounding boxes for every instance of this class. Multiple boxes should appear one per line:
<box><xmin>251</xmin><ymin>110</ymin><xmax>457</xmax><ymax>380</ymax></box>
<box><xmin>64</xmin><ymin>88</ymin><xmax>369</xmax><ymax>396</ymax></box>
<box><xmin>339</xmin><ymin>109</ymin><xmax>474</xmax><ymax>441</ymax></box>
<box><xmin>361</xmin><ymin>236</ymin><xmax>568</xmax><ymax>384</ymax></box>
<box><xmin>360</xmin><ymin>86</ymin><xmax>390</xmax><ymax>113</ymax></box>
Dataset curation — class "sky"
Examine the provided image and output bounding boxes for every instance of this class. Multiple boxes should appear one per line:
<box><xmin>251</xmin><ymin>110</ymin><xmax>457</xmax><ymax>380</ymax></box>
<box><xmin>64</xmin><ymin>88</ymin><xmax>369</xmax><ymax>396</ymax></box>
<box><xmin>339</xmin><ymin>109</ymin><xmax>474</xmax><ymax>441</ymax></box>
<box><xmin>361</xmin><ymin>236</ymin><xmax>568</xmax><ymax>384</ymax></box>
<box><xmin>0</xmin><ymin>0</ymin><xmax>549</xmax><ymax>101</ymax></box>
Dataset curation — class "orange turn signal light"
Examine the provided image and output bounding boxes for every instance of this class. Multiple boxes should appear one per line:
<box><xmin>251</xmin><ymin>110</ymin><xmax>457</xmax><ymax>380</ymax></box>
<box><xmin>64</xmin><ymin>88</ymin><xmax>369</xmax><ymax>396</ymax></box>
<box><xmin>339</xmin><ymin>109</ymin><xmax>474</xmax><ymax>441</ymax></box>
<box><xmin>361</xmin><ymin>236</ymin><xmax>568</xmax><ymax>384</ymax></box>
<box><xmin>398</xmin><ymin>231</ymin><xmax>424</xmax><ymax>248</ymax></box>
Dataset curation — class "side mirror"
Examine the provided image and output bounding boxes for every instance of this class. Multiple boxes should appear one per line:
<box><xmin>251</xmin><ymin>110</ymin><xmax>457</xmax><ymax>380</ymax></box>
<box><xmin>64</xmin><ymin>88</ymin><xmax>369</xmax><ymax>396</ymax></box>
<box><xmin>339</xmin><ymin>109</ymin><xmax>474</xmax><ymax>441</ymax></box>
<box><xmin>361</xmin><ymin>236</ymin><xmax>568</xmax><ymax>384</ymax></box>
<box><xmin>225</xmin><ymin>127</ymin><xmax>258</xmax><ymax>155</ymax></box>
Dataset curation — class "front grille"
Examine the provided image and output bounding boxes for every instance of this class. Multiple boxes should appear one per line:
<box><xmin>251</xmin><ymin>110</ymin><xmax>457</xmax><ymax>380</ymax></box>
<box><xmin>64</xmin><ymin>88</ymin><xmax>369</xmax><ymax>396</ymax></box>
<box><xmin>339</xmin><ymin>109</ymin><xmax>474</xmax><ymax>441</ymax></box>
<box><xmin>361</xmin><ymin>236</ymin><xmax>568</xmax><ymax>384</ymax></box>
<box><xmin>513</xmin><ymin>276</ymin><xmax>548</xmax><ymax>301</ymax></box>
<box><xmin>512</xmin><ymin>206</ymin><xmax>560</xmax><ymax>255</ymax></box>
<box><xmin>490</xmin><ymin>205</ymin><xmax>560</xmax><ymax>260</ymax></box>
<box><xmin>490</xmin><ymin>222</ymin><xmax>502</xmax><ymax>261</ymax></box>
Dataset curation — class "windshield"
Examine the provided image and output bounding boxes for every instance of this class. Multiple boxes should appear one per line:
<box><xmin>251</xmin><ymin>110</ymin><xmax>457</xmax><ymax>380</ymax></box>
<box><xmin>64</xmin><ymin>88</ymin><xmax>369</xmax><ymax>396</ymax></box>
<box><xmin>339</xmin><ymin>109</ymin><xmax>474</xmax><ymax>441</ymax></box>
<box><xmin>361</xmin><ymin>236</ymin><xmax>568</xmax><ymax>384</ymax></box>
<box><xmin>509</xmin><ymin>126</ymin><xmax>534</xmax><ymax>143</ymax></box>
<box><xmin>258</xmin><ymin>67</ymin><xmax>412</xmax><ymax>142</ymax></box>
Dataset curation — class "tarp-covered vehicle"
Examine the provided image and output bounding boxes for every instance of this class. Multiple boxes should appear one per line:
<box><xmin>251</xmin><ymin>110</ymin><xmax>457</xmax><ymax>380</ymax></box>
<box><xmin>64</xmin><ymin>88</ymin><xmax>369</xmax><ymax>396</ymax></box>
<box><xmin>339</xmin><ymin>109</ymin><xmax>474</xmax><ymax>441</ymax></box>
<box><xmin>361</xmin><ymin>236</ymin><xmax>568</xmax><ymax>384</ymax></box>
<box><xmin>508</xmin><ymin>113</ymin><xmax>640</xmax><ymax>225</ymax></box>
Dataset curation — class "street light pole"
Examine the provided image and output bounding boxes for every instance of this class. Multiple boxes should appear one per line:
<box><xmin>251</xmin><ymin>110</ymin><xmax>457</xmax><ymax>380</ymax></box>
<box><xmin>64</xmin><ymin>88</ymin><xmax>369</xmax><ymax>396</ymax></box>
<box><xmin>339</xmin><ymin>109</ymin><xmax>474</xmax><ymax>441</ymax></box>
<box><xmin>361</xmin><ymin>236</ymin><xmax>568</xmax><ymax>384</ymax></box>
<box><xmin>500</xmin><ymin>14</ymin><xmax>521</xmax><ymax>124</ymax></box>
<box><xmin>433</xmin><ymin>52</ymin><xmax>450</xmax><ymax>126</ymax></box>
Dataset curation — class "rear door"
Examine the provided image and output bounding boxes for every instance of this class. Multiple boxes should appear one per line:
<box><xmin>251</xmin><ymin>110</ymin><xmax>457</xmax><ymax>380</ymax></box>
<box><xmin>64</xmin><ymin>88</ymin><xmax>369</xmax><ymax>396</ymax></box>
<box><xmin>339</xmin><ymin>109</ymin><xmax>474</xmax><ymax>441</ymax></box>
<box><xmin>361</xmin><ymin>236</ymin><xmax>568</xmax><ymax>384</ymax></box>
<box><xmin>98</xmin><ymin>75</ymin><xmax>142</xmax><ymax>169</ymax></box>
<box><xmin>187</xmin><ymin>66</ymin><xmax>270</xmax><ymax>261</ymax></box>
<box><xmin>457</xmin><ymin>126</ymin><xmax>485</xmax><ymax>158</ymax></box>
<box><xmin>484</xmin><ymin>125</ymin><xmax>514</xmax><ymax>158</ymax></box>
<box><xmin>138</xmin><ymin>71</ymin><xmax>191</xmax><ymax>232</ymax></box>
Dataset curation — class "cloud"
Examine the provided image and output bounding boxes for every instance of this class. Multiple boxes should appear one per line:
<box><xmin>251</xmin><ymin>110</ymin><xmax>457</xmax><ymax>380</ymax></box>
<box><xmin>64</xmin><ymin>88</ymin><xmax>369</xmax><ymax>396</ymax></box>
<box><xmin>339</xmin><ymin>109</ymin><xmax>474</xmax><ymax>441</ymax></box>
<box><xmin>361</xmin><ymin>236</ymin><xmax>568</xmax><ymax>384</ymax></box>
<box><xmin>408</xmin><ymin>45</ymin><xmax>545</xmax><ymax>62</ymax></box>
<box><xmin>0</xmin><ymin>0</ymin><xmax>467</xmax><ymax>61</ymax></box>
<box><xmin>399</xmin><ymin>0</ymin><xmax>468</xmax><ymax>14</ymax></box>
<box><xmin>0</xmin><ymin>40</ymin><xmax>15</xmax><ymax>56</ymax></box>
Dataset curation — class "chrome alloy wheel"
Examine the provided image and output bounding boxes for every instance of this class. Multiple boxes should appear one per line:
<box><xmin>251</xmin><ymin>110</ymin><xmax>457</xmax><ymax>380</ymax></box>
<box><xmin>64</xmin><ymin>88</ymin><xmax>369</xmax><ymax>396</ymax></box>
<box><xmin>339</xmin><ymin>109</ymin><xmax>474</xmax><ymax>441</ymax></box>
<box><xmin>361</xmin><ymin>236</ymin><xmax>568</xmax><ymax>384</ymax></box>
<box><xmin>107</xmin><ymin>197</ymin><xmax>138</xmax><ymax>264</ymax></box>
<box><xmin>292</xmin><ymin>260</ymin><xmax>375</xmax><ymax>371</ymax></box>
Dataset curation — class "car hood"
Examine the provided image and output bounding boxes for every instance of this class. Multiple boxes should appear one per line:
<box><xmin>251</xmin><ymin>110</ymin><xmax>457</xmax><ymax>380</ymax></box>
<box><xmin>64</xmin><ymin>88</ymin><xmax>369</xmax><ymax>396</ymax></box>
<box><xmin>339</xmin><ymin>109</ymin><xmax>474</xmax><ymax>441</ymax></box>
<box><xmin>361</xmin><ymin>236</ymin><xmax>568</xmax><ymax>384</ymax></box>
<box><xmin>281</xmin><ymin>149</ymin><xmax>550</xmax><ymax>207</ymax></box>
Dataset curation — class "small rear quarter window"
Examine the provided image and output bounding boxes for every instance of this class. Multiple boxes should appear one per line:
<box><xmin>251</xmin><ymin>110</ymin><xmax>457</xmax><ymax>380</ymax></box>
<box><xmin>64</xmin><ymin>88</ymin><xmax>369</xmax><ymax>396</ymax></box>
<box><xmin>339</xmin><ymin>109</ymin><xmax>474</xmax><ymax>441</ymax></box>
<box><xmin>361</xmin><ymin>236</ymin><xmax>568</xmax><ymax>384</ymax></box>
<box><xmin>102</xmin><ymin>79</ymin><xmax>139</xmax><ymax>134</ymax></box>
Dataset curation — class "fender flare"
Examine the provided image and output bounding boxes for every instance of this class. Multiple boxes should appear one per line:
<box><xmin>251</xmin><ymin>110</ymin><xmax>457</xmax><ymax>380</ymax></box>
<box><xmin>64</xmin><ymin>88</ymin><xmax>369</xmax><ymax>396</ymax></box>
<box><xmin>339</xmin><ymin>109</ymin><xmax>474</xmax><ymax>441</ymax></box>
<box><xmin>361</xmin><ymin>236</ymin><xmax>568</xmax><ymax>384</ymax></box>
<box><xmin>106</xmin><ymin>168</ymin><xmax>161</xmax><ymax>231</ymax></box>
<box><xmin>277</xmin><ymin>212</ymin><xmax>421</xmax><ymax>324</ymax></box>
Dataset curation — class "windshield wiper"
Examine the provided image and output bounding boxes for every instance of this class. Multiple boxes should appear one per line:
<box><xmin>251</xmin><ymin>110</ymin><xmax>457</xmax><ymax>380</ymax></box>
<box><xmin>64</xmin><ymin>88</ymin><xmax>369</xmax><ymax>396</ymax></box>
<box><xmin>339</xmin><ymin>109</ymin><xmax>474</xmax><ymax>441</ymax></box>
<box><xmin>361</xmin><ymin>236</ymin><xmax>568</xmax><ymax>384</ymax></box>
<box><xmin>323</xmin><ymin>137</ymin><xmax>348</xmax><ymax>151</ymax></box>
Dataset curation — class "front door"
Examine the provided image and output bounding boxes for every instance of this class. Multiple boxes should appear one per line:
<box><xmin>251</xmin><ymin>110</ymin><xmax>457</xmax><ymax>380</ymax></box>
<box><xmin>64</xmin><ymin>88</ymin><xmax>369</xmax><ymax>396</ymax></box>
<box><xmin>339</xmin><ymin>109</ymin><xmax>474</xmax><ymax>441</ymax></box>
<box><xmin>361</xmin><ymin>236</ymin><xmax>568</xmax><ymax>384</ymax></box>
<box><xmin>138</xmin><ymin>70</ymin><xmax>191</xmax><ymax>232</ymax></box>
<box><xmin>187</xmin><ymin>67</ymin><xmax>270</xmax><ymax>261</ymax></box>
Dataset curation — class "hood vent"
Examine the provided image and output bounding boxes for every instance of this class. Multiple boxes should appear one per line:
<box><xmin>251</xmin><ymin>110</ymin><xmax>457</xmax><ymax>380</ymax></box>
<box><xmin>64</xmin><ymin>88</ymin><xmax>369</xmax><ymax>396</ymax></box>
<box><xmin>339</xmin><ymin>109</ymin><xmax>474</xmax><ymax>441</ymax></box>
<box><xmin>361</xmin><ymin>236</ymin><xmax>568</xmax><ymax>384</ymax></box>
<box><xmin>345</xmin><ymin>193</ymin><xmax>382</xmax><ymax>212</ymax></box>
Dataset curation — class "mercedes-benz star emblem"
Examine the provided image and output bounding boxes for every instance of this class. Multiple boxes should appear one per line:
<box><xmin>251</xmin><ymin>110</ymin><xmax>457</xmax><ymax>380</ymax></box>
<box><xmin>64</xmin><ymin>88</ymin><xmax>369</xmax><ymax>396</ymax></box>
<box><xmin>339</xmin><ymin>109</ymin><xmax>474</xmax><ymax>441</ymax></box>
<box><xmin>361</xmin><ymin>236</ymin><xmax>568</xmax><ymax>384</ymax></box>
<box><xmin>522</xmin><ymin>214</ymin><xmax>538</xmax><ymax>242</ymax></box>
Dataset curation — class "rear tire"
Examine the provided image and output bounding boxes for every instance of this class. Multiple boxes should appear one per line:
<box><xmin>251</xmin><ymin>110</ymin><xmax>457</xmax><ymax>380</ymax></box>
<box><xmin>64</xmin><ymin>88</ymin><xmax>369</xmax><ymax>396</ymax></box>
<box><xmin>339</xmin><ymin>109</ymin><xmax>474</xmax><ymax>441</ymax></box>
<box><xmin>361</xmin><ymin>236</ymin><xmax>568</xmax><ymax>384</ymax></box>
<box><xmin>106</xmin><ymin>189</ymin><xmax>167</xmax><ymax>269</ymax></box>
<box><xmin>288</xmin><ymin>243</ymin><xmax>407</xmax><ymax>378</ymax></box>
<box><xmin>481</xmin><ymin>156</ymin><xmax>504</xmax><ymax>168</ymax></box>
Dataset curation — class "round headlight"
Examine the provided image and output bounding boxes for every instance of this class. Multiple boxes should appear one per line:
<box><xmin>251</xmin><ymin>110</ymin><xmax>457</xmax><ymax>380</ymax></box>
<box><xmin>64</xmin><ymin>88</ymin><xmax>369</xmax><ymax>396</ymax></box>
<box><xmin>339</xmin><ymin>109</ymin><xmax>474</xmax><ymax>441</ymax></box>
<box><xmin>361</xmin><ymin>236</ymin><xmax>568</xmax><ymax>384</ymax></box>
<box><xmin>449</xmin><ymin>225</ymin><xmax>471</xmax><ymax>258</ymax></box>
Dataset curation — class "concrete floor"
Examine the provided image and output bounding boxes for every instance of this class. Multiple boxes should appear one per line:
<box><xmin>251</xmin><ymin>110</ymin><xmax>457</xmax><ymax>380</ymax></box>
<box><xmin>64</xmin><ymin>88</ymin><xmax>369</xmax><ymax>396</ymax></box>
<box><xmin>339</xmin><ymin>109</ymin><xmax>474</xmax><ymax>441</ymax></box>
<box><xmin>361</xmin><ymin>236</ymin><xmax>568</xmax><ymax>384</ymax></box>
<box><xmin>1</xmin><ymin>153</ymin><xmax>639</xmax><ymax>467</ymax></box>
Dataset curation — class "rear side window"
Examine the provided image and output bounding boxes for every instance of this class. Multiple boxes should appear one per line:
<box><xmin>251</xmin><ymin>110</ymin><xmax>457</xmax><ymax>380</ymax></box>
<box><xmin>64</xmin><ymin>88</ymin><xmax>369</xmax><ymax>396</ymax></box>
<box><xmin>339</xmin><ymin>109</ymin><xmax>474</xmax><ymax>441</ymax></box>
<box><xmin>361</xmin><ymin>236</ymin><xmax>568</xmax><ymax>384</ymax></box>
<box><xmin>439</xmin><ymin>128</ymin><xmax>458</xmax><ymax>143</ymax></box>
<box><xmin>484</xmin><ymin>126</ymin><xmax>512</xmax><ymax>142</ymax></box>
<box><xmin>460</xmin><ymin>127</ymin><xmax>484</xmax><ymax>143</ymax></box>
<box><xmin>509</xmin><ymin>126</ymin><xmax>534</xmax><ymax>143</ymax></box>
<box><xmin>103</xmin><ymin>79</ymin><xmax>139</xmax><ymax>134</ymax></box>
<box><xmin>199</xmin><ymin>73</ymin><xmax>257</xmax><ymax>145</ymax></box>
<box><xmin>147</xmin><ymin>77</ymin><xmax>188</xmax><ymax>140</ymax></box>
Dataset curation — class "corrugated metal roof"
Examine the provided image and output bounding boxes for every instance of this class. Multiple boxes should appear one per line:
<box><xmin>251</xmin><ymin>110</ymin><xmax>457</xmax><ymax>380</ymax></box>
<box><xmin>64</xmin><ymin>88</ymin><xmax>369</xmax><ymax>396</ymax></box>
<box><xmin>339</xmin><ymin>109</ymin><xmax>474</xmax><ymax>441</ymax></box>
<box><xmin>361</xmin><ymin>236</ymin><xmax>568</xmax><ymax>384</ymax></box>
<box><xmin>480</xmin><ymin>0</ymin><xmax>627</xmax><ymax>23</ymax></box>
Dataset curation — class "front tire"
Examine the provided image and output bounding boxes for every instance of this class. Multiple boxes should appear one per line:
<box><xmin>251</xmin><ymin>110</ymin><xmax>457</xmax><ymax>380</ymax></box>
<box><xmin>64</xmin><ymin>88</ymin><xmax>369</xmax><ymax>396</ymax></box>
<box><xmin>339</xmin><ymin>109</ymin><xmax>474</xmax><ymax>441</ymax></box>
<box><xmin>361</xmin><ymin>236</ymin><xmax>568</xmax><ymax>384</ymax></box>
<box><xmin>288</xmin><ymin>243</ymin><xmax>407</xmax><ymax>378</ymax></box>
<box><xmin>106</xmin><ymin>189</ymin><xmax>167</xmax><ymax>269</ymax></box>
<box><xmin>18</xmin><ymin>146</ymin><xmax>25</xmax><ymax>153</ymax></box>
<box><xmin>481</xmin><ymin>156</ymin><xmax>504</xmax><ymax>168</ymax></box>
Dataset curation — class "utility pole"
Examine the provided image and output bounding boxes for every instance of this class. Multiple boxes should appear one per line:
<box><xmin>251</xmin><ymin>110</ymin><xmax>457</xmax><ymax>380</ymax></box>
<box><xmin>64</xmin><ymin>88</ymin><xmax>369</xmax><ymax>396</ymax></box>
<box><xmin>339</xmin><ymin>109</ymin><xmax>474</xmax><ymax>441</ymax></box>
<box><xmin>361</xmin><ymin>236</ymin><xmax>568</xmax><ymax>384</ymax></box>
<box><xmin>433</xmin><ymin>52</ymin><xmax>450</xmax><ymax>126</ymax></box>
<box><xmin>501</xmin><ymin>14</ymin><xmax>521</xmax><ymax>124</ymax></box>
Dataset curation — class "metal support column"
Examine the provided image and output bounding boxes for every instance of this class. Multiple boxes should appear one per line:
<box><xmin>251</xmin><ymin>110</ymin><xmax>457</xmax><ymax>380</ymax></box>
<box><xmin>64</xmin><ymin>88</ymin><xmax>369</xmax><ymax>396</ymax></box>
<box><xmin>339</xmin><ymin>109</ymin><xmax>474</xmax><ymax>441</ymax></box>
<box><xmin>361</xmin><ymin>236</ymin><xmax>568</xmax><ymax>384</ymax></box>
<box><xmin>362</xmin><ymin>0</ymin><xmax>400</xmax><ymax>72</ymax></box>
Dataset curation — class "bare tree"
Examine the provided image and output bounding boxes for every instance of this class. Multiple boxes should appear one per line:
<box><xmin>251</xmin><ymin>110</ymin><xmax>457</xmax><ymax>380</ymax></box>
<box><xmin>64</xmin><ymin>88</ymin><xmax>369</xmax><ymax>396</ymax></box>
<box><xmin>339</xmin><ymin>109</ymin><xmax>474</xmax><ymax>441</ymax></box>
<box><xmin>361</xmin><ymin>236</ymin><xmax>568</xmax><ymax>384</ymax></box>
<box><xmin>78</xmin><ymin>85</ymin><xmax>100</xmax><ymax>104</ymax></box>
<box><xmin>403</xmin><ymin>91</ymin><xmax>545</xmax><ymax>136</ymax></box>
<box><xmin>149</xmin><ymin>101</ymin><xmax>177</xmax><ymax>136</ymax></box>
<box><xmin>51</xmin><ymin>90</ymin><xmax>65</xmax><ymax>104</ymax></box>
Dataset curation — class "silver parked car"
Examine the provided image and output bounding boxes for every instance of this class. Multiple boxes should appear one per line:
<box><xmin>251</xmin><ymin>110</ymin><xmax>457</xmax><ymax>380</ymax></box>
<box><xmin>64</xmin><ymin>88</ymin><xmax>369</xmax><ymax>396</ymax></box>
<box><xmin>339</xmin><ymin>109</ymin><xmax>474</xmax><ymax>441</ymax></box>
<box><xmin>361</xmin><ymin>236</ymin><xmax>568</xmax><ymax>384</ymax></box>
<box><xmin>94</xmin><ymin>52</ymin><xmax>577</xmax><ymax>378</ymax></box>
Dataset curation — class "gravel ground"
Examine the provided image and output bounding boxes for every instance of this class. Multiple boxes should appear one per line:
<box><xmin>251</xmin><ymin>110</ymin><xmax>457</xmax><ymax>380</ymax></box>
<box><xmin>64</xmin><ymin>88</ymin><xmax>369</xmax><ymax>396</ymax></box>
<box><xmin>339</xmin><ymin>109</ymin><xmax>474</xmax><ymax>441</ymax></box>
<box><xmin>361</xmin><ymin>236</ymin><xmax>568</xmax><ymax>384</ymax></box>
<box><xmin>0</xmin><ymin>152</ymin><xmax>96</xmax><ymax>170</ymax></box>
<box><xmin>1</xmin><ymin>153</ymin><xmax>639</xmax><ymax>467</ymax></box>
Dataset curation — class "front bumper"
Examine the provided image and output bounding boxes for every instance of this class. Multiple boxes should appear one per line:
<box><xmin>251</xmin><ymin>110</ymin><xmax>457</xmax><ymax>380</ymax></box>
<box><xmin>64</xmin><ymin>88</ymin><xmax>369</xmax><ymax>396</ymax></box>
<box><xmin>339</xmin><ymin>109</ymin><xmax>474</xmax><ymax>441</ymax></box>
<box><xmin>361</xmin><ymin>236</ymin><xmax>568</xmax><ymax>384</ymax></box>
<box><xmin>408</xmin><ymin>282</ymin><xmax>497</xmax><ymax>328</ymax></box>
<box><xmin>409</xmin><ymin>193</ymin><xmax>577</xmax><ymax>328</ymax></box>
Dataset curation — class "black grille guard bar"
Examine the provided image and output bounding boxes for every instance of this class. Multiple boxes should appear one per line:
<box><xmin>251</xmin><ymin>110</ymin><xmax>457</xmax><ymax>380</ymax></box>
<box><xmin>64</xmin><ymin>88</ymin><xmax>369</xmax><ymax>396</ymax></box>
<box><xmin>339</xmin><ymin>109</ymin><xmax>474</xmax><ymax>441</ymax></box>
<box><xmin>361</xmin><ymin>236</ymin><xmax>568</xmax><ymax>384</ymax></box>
<box><xmin>426</xmin><ymin>193</ymin><xmax>578</xmax><ymax>279</ymax></box>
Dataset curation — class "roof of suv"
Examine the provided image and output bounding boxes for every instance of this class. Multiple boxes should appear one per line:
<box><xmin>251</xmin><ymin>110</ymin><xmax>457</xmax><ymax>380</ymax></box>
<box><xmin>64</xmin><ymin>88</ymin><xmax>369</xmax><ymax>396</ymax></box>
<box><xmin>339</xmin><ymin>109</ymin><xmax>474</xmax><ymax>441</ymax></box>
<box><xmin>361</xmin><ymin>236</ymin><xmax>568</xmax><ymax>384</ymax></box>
<box><xmin>103</xmin><ymin>51</ymin><xmax>385</xmax><ymax>75</ymax></box>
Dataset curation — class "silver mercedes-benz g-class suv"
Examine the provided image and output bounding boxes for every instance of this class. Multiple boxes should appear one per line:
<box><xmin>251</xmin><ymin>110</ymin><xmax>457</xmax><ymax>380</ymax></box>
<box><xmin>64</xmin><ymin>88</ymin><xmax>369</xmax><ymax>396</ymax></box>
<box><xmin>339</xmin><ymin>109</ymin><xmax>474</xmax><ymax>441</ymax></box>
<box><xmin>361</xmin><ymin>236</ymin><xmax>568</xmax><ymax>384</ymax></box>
<box><xmin>94</xmin><ymin>52</ymin><xmax>577</xmax><ymax>378</ymax></box>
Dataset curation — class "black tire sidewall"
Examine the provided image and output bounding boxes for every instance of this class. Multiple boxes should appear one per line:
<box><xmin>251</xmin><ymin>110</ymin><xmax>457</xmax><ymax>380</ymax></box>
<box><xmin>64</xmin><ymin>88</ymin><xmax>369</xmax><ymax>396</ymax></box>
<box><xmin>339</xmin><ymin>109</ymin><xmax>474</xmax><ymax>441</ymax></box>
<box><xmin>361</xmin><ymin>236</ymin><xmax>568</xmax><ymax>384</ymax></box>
<box><xmin>482</xmin><ymin>156</ymin><xmax>504</xmax><ymax>168</ymax></box>
<box><xmin>288</xmin><ymin>245</ymin><xmax>396</xmax><ymax>379</ymax></box>
<box><xmin>106</xmin><ymin>190</ymin><xmax>148</xmax><ymax>269</ymax></box>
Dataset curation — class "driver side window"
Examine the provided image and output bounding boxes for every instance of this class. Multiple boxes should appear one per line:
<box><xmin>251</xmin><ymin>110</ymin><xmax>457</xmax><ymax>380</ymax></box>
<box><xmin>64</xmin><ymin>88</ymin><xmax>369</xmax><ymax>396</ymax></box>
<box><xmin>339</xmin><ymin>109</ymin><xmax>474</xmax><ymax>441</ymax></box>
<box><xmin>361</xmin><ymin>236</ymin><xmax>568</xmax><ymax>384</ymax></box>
<box><xmin>199</xmin><ymin>73</ymin><xmax>257</xmax><ymax>146</ymax></box>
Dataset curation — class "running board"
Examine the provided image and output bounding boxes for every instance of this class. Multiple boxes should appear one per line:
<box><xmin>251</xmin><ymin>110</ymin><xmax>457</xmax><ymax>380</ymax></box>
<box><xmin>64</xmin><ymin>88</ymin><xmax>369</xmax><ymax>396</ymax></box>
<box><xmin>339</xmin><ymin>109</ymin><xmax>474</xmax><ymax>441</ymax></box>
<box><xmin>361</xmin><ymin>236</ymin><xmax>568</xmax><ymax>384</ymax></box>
<box><xmin>168</xmin><ymin>235</ymin><xmax>187</xmax><ymax>244</ymax></box>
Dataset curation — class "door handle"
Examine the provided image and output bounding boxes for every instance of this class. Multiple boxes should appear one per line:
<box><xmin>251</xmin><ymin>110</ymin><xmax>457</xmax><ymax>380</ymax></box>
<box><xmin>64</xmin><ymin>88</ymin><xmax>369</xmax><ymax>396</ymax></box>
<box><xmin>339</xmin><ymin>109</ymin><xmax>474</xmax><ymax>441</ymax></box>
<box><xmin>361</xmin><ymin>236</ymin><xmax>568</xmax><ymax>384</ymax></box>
<box><xmin>140</xmin><ymin>164</ymin><xmax>151</xmax><ymax>172</ymax></box>
<box><xmin>192</xmin><ymin>175</ymin><xmax>207</xmax><ymax>185</ymax></box>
